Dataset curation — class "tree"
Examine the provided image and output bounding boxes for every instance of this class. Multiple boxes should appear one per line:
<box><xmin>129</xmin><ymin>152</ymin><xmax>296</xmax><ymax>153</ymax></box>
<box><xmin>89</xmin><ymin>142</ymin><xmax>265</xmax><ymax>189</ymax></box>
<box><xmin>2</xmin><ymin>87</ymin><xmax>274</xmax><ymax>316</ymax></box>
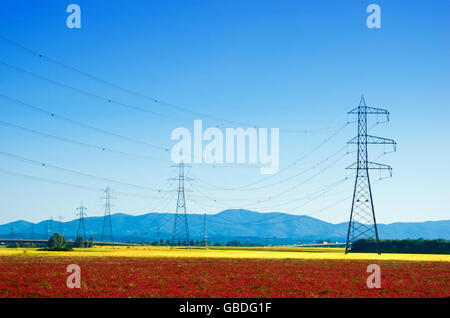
<box><xmin>74</xmin><ymin>235</ymin><xmax>84</xmax><ymax>248</ymax></box>
<box><xmin>226</xmin><ymin>240</ymin><xmax>242</xmax><ymax>247</ymax></box>
<box><xmin>47</xmin><ymin>233</ymin><xmax>67</xmax><ymax>250</ymax></box>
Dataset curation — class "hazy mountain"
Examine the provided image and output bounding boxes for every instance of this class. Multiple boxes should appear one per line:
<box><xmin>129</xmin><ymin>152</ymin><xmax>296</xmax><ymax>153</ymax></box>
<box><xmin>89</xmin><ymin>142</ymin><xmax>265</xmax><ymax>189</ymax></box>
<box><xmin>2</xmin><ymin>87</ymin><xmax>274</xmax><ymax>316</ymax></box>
<box><xmin>1</xmin><ymin>209</ymin><xmax>449</xmax><ymax>244</ymax></box>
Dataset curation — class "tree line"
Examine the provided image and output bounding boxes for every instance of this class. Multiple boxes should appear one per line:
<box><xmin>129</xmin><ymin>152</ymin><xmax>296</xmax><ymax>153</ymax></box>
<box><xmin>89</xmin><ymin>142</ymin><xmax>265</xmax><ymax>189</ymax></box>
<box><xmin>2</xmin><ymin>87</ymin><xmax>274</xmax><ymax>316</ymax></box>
<box><xmin>351</xmin><ymin>238</ymin><xmax>450</xmax><ymax>254</ymax></box>
<box><xmin>4</xmin><ymin>233</ymin><xmax>94</xmax><ymax>250</ymax></box>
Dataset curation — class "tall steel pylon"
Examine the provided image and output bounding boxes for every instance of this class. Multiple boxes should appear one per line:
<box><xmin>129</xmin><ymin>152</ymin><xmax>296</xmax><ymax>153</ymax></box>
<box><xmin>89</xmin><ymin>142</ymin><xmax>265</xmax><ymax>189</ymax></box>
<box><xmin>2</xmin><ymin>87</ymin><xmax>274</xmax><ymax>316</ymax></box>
<box><xmin>101</xmin><ymin>187</ymin><xmax>114</xmax><ymax>242</ymax></box>
<box><xmin>203</xmin><ymin>213</ymin><xmax>208</xmax><ymax>247</ymax></box>
<box><xmin>345</xmin><ymin>96</ymin><xmax>396</xmax><ymax>254</ymax></box>
<box><xmin>58</xmin><ymin>216</ymin><xmax>63</xmax><ymax>235</ymax></box>
<box><xmin>76</xmin><ymin>202</ymin><xmax>87</xmax><ymax>241</ymax></box>
<box><xmin>171</xmin><ymin>162</ymin><xmax>191</xmax><ymax>246</ymax></box>
<box><xmin>156</xmin><ymin>221</ymin><xmax>160</xmax><ymax>243</ymax></box>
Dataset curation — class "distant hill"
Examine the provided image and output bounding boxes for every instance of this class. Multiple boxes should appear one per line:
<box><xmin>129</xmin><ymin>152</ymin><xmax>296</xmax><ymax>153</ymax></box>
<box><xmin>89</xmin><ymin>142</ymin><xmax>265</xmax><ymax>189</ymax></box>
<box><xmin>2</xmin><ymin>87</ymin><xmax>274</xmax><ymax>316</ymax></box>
<box><xmin>0</xmin><ymin>209</ymin><xmax>449</xmax><ymax>244</ymax></box>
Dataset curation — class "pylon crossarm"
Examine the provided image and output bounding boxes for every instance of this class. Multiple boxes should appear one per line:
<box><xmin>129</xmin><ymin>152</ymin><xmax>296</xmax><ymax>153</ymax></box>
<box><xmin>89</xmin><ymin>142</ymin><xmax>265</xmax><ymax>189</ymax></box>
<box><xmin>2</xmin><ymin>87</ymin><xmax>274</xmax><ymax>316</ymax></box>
<box><xmin>345</xmin><ymin>162</ymin><xmax>359</xmax><ymax>170</ymax></box>
<box><xmin>348</xmin><ymin>106</ymin><xmax>390</xmax><ymax>125</ymax></box>
<box><xmin>346</xmin><ymin>161</ymin><xmax>392</xmax><ymax>173</ymax></box>
<box><xmin>347</xmin><ymin>135</ymin><xmax>396</xmax><ymax>147</ymax></box>
<box><xmin>169</xmin><ymin>177</ymin><xmax>194</xmax><ymax>182</ymax></box>
<box><xmin>348</xmin><ymin>106</ymin><xmax>389</xmax><ymax>115</ymax></box>
<box><xmin>366</xmin><ymin>135</ymin><xmax>396</xmax><ymax>148</ymax></box>
<box><xmin>367</xmin><ymin>161</ymin><xmax>392</xmax><ymax>172</ymax></box>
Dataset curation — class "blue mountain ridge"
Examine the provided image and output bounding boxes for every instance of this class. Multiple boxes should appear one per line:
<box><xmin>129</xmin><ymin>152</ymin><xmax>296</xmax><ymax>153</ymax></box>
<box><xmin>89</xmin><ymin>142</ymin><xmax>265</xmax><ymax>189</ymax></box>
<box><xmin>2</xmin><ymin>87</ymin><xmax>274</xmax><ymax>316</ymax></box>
<box><xmin>1</xmin><ymin>209</ymin><xmax>449</xmax><ymax>244</ymax></box>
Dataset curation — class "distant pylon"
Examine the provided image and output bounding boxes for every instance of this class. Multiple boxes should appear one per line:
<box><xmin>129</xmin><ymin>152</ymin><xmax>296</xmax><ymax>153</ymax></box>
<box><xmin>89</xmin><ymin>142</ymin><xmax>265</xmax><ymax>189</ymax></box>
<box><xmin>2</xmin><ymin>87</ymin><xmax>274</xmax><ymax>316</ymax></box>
<box><xmin>171</xmin><ymin>162</ymin><xmax>191</xmax><ymax>246</ymax></box>
<box><xmin>10</xmin><ymin>223</ymin><xmax>14</xmax><ymax>239</ymax></box>
<box><xmin>157</xmin><ymin>221</ymin><xmax>160</xmax><ymax>243</ymax></box>
<box><xmin>203</xmin><ymin>213</ymin><xmax>208</xmax><ymax>247</ymax></box>
<box><xmin>345</xmin><ymin>96</ymin><xmax>396</xmax><ymax>254</ymax></box>
<box><xmin>101</xmin><ymin>187</ymin><xmax>114</xmax><ymax>242</ymax></box>
<box><xmin>58</xmin><ymin>216</ymin><xmax>63</xmax><ymax>235</ymax></box>
<box><xmin>49</xmin><ymin>216</ymin><xmax>53</xmax><ymax>236</ymax></box>
<box><xmin>76</xmin><ymin>202</ymin><xmax>87</xmax><ymax>241</ymax></box>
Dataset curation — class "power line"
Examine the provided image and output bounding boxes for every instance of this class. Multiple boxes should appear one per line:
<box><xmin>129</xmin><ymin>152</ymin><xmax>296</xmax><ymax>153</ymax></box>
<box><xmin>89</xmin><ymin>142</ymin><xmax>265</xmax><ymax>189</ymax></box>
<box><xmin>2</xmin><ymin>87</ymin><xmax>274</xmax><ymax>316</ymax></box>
<box><xmin>0</xmin><ymin>168</ymin><xmax>164</xmax><ymax>199</ymax></box>
<box><xmin>184</xmin><ymin>145</ymin><xmax>350</xmax><ymax>210</ymax></box>
<box><xmin>189</xmin><ymin>118</ymin><xmax>380</xmax><ymax>202</ymax></box>
<box><xmin>187</xmin><ymin>176</ymin><xmax>350</xmax><ymax>223</ymax></box>
<box><xmin>191</xmin><ymin>120</ymin><xmax>381</xmax><ymax>194</ymax></box>
<box><xmin>139</xmin><ymin>181</ymin><xmax>173</xmax><ymax>211</ymax></box>
<box><xmin>205</xmin><ymin>193</ymin><xmax>352</xmax><ymax>227</ymax></box>
<box><xmin>0</xmin><ymin>151</ymin><xmax>169</xmax><ymax>192</ymax></box>
<box><xmin>0</xmin><ymin>60</ymin><xmax>187</xmax><ymax>124</ymax></box>
<box><xmin>189</xmin><ymin>177</ymin><xmax>349</xmax><ymax>206</ymax></box>
<box><xmin>0</xmin><ymin>93</ymin><xmax>169</xmax><ymax>152</ymax></box>
<box><xmin>190</xmin><ymin>123</ymin><xmax>348</xmax><ymax>191</ymax></box>
<box><xmin>0</xmin><ymin>36</ymin><xmax>327</xmax><ymax>133</ymax></box>
<box><xmin>0</xmin><ymin>119</ymin><xmax>166</xmax><ymax>162</ymax></box>
<box><xmin>193</xmin><ymin>145</ymin><xmax>347</xmax><ymax>192</ymax></box>
<box><xmin>243</xmin><ymin>178</ymin><xmax>350</xmax><ymax>211</ymax></box>
<box><xmin>245</xmin><ymin>152</ymin><xmax>348</xmax><ymax>201</ymax></box>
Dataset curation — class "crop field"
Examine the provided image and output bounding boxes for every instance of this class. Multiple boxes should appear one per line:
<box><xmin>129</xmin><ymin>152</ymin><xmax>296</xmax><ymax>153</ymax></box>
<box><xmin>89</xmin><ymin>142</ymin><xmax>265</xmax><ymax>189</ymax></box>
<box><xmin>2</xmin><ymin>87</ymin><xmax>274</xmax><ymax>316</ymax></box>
<box><xmin>0</xmin><ymin>245</ymin><xmax>449</xmax><ymax>261</ymax></box>
<box><xmin>0</xmin><ymin>246</ymin><xmax>448</xmax><ymax>298</ymax></box>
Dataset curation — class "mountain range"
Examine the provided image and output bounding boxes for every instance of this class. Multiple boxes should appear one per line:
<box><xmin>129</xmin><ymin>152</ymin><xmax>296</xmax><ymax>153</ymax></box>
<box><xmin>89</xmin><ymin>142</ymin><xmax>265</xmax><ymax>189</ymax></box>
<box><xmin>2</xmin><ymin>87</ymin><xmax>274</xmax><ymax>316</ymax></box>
<box><xmin>1</xmin><ymin>209</ymin><xmax>449</xmax><ymax>244</ymax></box>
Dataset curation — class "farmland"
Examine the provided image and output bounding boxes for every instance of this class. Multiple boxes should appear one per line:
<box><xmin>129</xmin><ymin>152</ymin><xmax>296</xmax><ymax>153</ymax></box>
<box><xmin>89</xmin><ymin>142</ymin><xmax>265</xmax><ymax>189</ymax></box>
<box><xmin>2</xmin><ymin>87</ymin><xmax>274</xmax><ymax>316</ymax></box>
<box><xmin>0</xmin><ymin>245</ymin><xmax>449</xmax><ymax>262</ymax></box>
<box><xmin>0</xmin><ymin>246</ymin><xmax>449</xmax><ymax>298</ymax></box>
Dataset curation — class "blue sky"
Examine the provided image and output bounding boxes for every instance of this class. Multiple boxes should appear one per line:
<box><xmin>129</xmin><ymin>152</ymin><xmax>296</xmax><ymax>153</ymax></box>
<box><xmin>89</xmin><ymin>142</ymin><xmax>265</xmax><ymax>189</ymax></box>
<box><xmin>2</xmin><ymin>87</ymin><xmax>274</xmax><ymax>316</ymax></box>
<box><xmin>0</xmin><ymin>0</ymin><xmax>449</xmax><ymax>226</ymax></box>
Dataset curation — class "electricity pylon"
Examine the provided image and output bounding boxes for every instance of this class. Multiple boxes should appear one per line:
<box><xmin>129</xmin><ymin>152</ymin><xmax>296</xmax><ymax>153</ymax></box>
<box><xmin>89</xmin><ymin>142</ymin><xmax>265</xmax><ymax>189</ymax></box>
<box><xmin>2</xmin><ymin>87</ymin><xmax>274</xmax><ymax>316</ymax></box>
<box><xmin>157</xmin><ymin>222</ymin><xmax>160</xmax><ymax>243</ymax></box>
<box><xmin>345</xmin><ymin>96</ymin><xmax>396</xmax><ymax>254</ymax></box>
<box><xmin>58</xmin><ymin>216</ymin><xmax>63</xmax><ymax>235</ymax></box>
<box><xmin>76</xmin><ymin>202</ymin><xmax>87</xmax><ymax>241</ymax></box>
<box><xmin>170</xmin><ymin>162</ymin><xmax>191</xmax><ymax>246</ymax></box>
<box><xmin>203</xmin><ymin>213</ymin><xmax>208</xmax><ymax>247</ymax></box>
<box><xmin>101</xmin><ymin>187</ymin><xmax>114</xmax><ymax>242</ymax></box>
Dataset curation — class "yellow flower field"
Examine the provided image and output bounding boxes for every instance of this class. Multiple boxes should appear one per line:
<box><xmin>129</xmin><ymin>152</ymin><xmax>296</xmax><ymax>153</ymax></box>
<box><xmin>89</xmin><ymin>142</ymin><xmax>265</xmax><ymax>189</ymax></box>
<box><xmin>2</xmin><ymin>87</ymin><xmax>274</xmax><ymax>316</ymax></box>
<box><xmin>0</xmin><ymin>245</ymin><xmax>448</xmax><ymax>262</ymax></box>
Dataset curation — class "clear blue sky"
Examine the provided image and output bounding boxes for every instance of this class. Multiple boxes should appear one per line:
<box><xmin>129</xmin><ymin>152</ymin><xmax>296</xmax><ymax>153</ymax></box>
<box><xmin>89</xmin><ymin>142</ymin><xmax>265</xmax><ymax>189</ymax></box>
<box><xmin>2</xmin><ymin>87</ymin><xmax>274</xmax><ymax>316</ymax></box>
<box><xmin>0</xmin><ymin>0</ymin><xmax>449</xmax><ymax>225</ymax></box>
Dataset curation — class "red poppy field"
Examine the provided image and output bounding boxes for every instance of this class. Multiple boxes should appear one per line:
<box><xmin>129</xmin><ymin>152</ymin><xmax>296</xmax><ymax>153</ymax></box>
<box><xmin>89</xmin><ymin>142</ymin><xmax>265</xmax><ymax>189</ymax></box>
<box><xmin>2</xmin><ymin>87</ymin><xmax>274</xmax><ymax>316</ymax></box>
<box><xmin>0</xmin><ymin>256</ymin><xmax>448</xmax><ymax>297</ymax></box>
